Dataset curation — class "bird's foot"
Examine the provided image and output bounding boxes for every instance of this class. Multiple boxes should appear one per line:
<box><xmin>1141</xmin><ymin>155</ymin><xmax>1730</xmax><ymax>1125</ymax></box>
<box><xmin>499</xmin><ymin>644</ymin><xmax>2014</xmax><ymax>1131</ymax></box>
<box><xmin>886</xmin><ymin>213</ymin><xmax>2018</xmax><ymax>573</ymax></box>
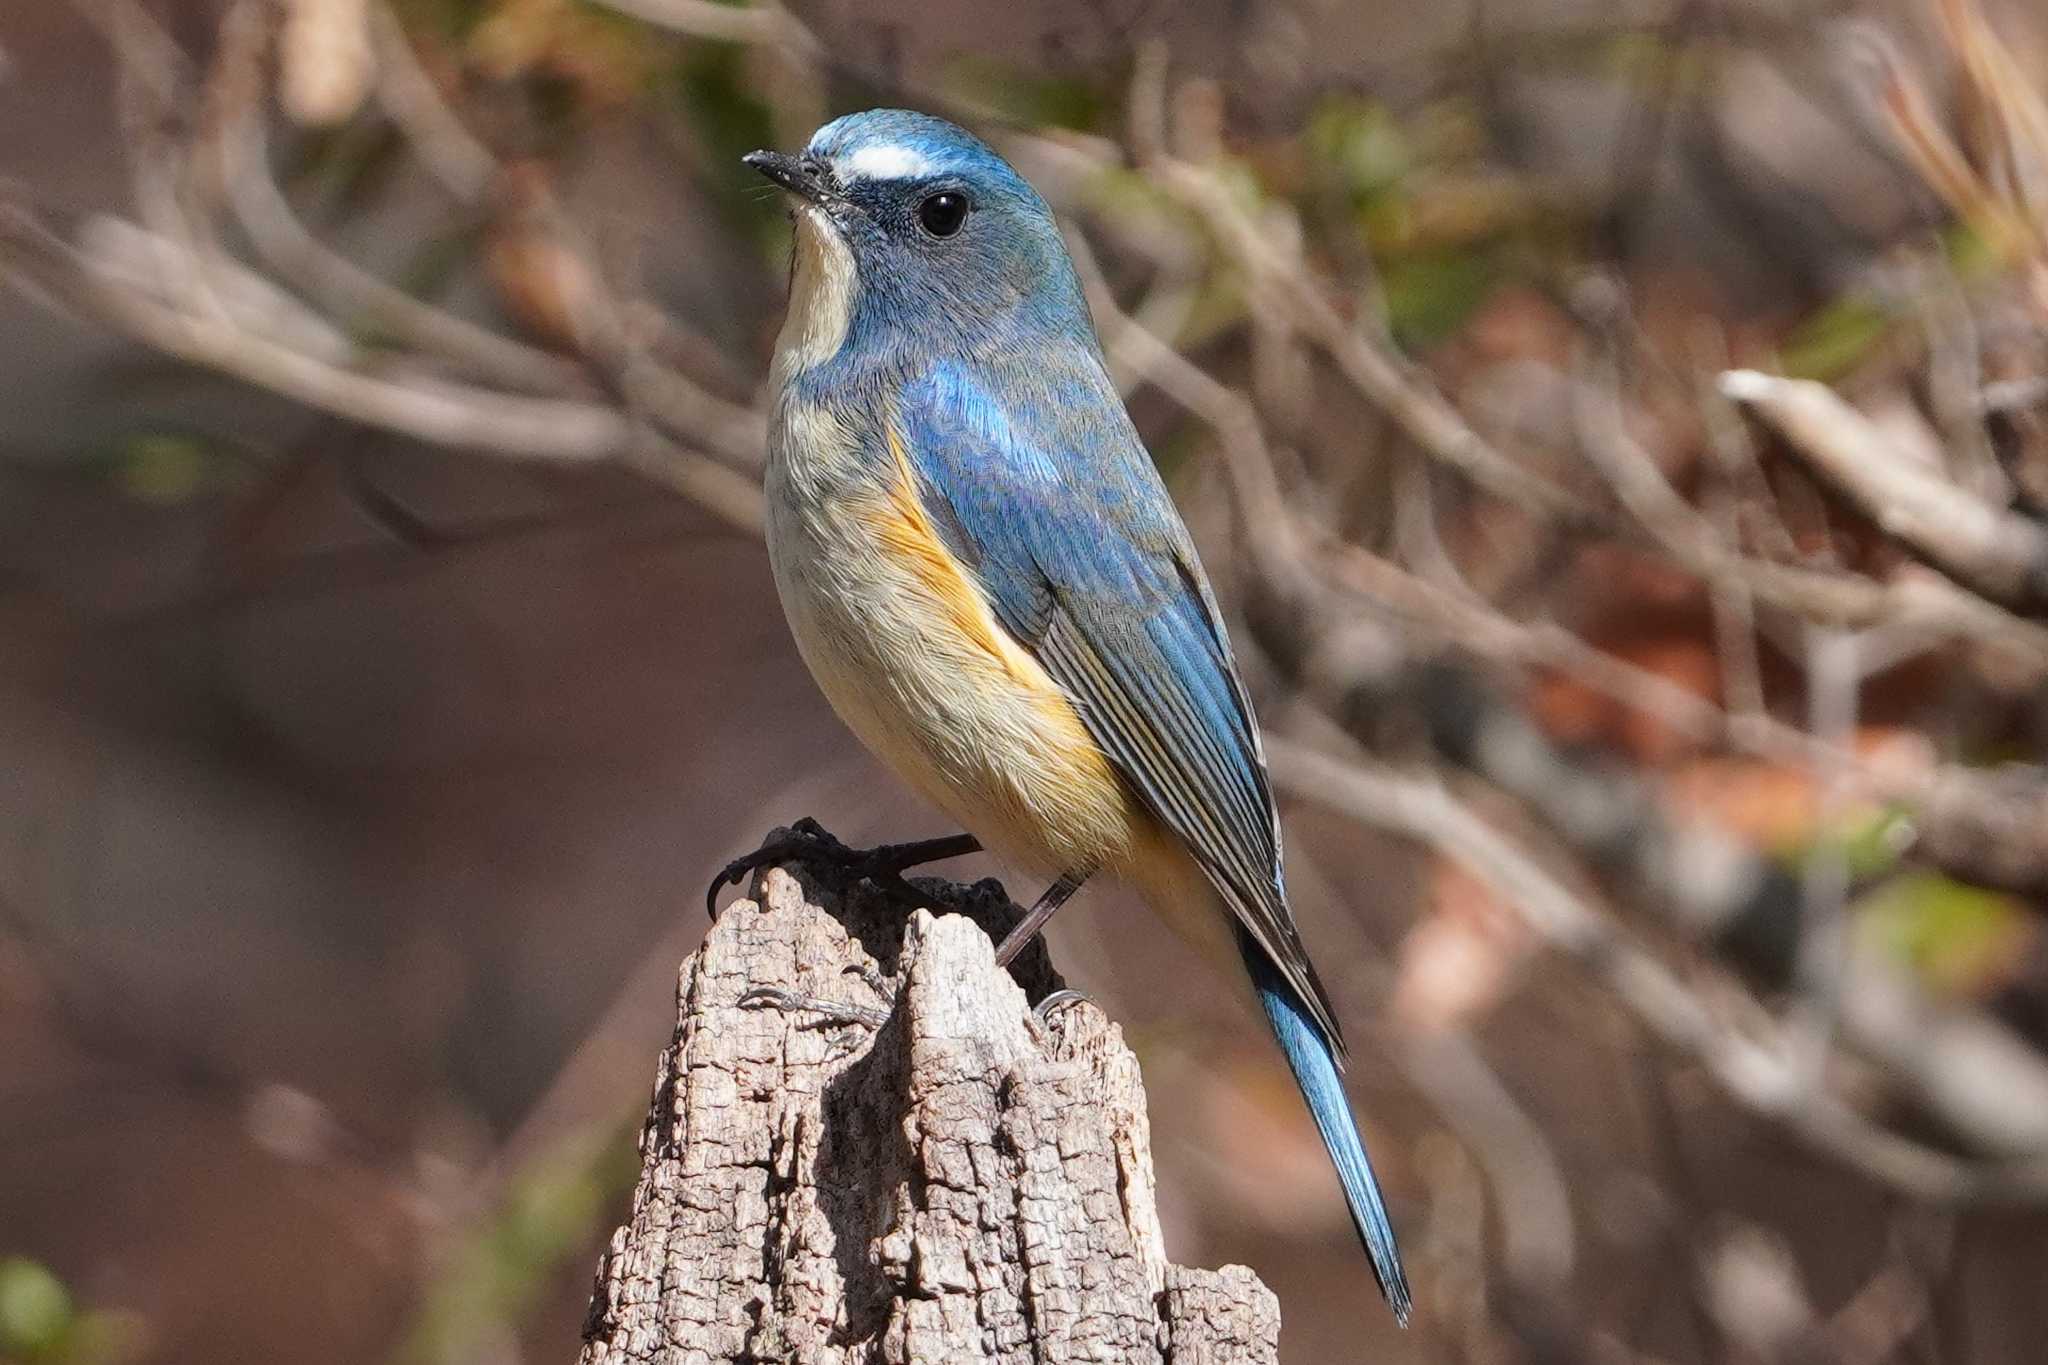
<box><xmin>707</xmin><ymin>818</ymin><xmax>980</xmax><ymax>917</ymax></box>
<box><xmin>737</xmin><ymin>985</ymin><xmax>892</xmax><ymax>1030</ymax></box>
<box><xmin>737</xmin><ymin>963</ymin><xmax>898</xmax><ymax>1041</ymax></box>
<box><xmin>1032</xmin><ymin>988</ymin><xmax>1092</xmax><ymax>1025</ymax></box>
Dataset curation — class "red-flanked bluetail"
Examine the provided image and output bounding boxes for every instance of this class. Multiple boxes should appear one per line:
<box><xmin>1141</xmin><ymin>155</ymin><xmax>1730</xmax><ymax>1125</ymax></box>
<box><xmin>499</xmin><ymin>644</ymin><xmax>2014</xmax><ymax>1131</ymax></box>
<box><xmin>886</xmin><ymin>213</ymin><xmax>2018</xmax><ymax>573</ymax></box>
<box><xmin>745</xmin><ymin>109</ymin><xmax>1411</xmax><ymax>1324</ymax></box>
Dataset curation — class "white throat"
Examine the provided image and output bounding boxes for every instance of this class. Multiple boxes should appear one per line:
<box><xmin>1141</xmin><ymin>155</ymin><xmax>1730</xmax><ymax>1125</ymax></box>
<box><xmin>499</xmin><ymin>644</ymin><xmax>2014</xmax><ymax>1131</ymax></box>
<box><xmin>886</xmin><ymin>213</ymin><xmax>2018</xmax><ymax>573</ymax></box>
<box><xmin>771</xmin><ymin>205</ymin><xmax>858</xmax><ymax>385</ymax></box>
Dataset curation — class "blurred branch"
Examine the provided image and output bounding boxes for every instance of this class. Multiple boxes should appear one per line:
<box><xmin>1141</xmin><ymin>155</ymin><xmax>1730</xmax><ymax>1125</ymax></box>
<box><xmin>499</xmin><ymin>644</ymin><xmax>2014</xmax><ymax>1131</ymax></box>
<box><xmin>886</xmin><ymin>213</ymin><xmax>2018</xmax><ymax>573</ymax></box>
<box><xmin>1722</xmin><ymin>368</ymin><xmax>2048</xmax><ymax>612</ymax></box>
<box><xmin>1</xmin><ymin>198</ymin><xmax>611</xmax><ymax>460</ymax></box>
<box><xmin>3</xmin><ymin>0</ymin><xmax>770</xmax><ymax>536</ymax></box>
<box><xmin>370</xmin><ymin>1</ymin><xmax>770</xmax><ymax>469</ymax></box>
<box><xmin>1914</xmin><ymin>765</ymin><xmax>2048</xmax><ymax>898</ymax></box>
<box><xmin>578</xmin><ymin>0</ymin><xmax>827</xmax><ymax>152</ymax></box>
<box><xmin>1126</xmin><ymin>152</ymin><xmax>1601</xmax><ymax>524</ymax></box>
<box><xmin>211</xmin><ymin>15</ymin><xmax>590</xmax><ymax>396</ymax></box>
<box><xmin>1270</xmin><ymin>735</ymin><xmax>2048</xmax><ymax>1203</ymax></box>
<box><xmin>584</xmin><ymin>0</ymin><xmax>821</xmax><ymax>58</ymax></box>
<box><xmin>1786</xmin><ymin>627</ymin><xmax>1865</xmax><ymax>1085</ymax></box>
<box><xmin>1985</xmin><ymin>376</ymin><xmax>2048</xmax><ymax>414</ymax></box>
<box><xmin>364</xmin><ymin>1</ymin><xmax>495</xmax><ymax>204</ymax></box>
<box><xmin>1076</xmin><ymin>152</ymin><xmax>2048</xmax><ymax>1185</ymax></box>
<box><xmin>63</xmin><ymin>0</ymin><xmax>186</xmax><ymax>111</ymax></box>
<box><xmin>1299</xmin><ymin>646</ymin><xmax>2048</xmax><ymax>1163</ymax></box>
<box><xmin>1576</xmin><ymin>343</ymin><xmax>2048</xmax><ymax>664</ymax></box>
<box><xmin>1815</xmin><ymin>1214</ymin><xmax>1953</xmax><ymax>1365</ymax></box>
<box><xmin>0</xmin><ymin>195</ymin><xmax>764</xmax><ymax>530</ymax></box>
<box><xmin>1078</xmin><ymin>211</ymin><xmax>2048</xmax><ymax>939</ymax></box>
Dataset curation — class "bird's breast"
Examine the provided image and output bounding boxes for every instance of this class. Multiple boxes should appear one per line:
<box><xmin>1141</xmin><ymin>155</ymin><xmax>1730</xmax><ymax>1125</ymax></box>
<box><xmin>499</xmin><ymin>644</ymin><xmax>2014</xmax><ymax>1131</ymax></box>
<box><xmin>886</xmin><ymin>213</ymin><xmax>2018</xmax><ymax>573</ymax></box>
<box><xmin>764</xmin><ymin>402</ymin><xmax>1137</xmax><ymax>875</ymax></box>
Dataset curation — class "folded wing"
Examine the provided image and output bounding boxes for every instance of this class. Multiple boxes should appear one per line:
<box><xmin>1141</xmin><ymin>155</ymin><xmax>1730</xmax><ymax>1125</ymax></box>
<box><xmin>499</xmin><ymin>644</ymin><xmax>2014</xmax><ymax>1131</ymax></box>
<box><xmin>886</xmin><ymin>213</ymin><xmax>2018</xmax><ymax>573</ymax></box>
<box><xmin>893</xmin><ymin>358</ymin><xmax>1346</xmax><ymax>1053</ymax></box>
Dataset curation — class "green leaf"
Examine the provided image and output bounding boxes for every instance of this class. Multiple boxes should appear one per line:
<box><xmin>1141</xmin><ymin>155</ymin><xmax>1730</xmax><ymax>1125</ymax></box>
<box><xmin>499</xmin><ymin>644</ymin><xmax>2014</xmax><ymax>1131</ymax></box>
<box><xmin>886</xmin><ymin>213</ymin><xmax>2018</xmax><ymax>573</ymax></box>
<box><xmin>1778</xmin><ymin>294</ymin><xmax>1896</xmax><ymax>382</ymax></box>
<box><xmin>1379</xmin><ymin>247</ymin><xmax>1498</xmax><ymax>348</ymax></box>
<box><xmin>0</xmin><ymin>1258</ymin><xmax>74</xmax><ymax>1359</ymax></box>
<box><xmin>1833</xmin><ymin>805</ymin><xmax>1915</xmax><ymax>881</ymax></box>
<box><xmin>394</xmin><ymin>1122</ymin><xmax>640</xmax><ymax>1365</ymax></box>
<box><xmin>1306</xmin><ymin>96</ymin><xmax>1410</xmax><ymax>205</ymax></box>
<box><xmin>1859</xmin><ymin>870</ymin><xmax>2031</xmax><ymax>998</ymax></box>
<box><xmin>941</xmin><ymin>57</ymin><xmax>1107</xmax><ymax>133</ymax></box>
<box><xmin>111</xmin><ymin>434</ymin><xmax>218</xmax><ymax>505</ymax></box>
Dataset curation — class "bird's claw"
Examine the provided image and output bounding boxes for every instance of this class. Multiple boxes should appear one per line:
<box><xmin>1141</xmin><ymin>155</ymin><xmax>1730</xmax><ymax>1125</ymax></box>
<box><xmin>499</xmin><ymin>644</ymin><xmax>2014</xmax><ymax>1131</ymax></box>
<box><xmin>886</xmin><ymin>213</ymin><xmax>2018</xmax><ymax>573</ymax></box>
<box><xmin>1032</xmin><ymin>988</ymin><xmax>1092</xmax><ymax>1025</ymax></box>
<box><xmin>843</xmin><ymin>960</ymin><xmax>895</xmax><ymax>1001</ymax></box>
<box><xmin>706</xmin><ymin>818</ymin><xmax>847</xmax><ymax>917</ymax></box>
<box><xmin>737</xmin><ymin>984</ymin><xmax>892</xmax><ymax>1030</ymax></box>
<box><xmin>707</xmin><ymin>821</ymin><xmax>980</xmax><ymax>918</ymax></box>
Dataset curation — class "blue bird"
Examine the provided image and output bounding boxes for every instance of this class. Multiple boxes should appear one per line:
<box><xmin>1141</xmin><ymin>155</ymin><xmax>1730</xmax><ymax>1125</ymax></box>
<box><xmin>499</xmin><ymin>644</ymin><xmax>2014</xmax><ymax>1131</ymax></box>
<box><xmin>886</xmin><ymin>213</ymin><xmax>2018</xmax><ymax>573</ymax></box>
<box><xmin>744</xmin><ymin>109</ymin><xmax>1411</xmax><ymax>1323</ymax></box>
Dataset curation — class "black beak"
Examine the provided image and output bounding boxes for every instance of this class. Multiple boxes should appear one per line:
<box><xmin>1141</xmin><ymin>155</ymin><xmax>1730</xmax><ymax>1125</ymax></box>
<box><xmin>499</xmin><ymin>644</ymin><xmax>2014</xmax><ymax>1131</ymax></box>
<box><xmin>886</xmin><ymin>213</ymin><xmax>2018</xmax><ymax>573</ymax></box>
<box><xmin>744</xmin><ymin>150</ymin><xmax>830</xmax><ymax>203</ymax></box>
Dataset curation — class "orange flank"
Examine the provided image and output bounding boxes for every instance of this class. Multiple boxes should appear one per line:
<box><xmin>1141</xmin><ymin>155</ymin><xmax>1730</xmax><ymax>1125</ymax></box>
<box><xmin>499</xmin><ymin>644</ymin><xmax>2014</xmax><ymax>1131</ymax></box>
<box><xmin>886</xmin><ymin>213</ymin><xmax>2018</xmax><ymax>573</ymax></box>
<box><xmin>872</xmin><ymin>427</ymin><xmax>1099</xmax><ymax>751</ymax></box>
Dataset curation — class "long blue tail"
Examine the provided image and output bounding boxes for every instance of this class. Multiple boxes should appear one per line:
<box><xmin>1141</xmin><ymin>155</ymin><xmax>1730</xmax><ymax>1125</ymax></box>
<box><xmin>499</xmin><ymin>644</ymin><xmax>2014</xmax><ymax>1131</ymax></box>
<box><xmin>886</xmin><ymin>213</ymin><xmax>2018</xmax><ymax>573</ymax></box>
<box><xmin>1243</xmin><ymin>937</ymin><xmax>1413</xmax><ymax>1325</ymax></box>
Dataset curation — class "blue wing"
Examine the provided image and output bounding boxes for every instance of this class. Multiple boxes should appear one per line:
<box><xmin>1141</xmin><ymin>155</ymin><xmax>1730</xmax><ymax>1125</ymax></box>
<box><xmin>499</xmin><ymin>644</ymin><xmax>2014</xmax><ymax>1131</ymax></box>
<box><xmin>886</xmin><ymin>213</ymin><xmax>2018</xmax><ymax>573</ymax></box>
<box><xmin>894</xmin><ymin>357</ymin><xmax>1343</xmax><ymax>1048</ymax></box>
<box><xmin>895</xmin><ymin>356</ymin><xmax>1413</xmax><ymax>1316</ymax></box>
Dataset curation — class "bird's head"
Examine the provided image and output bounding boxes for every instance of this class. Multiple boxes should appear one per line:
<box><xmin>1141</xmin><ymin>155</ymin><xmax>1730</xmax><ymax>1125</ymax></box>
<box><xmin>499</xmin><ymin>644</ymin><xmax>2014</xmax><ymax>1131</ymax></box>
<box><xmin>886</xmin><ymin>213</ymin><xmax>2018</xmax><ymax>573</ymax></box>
<box><xmin>746</xmin><ymin>109</ymin><xmax>1092</xmax><ymax>373</ymax></box>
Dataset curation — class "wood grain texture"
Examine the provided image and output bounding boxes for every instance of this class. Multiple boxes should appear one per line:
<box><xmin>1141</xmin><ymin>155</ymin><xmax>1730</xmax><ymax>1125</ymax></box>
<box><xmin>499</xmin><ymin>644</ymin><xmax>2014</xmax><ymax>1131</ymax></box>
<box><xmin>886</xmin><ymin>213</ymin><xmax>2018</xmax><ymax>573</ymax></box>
<box><xmin>576</xmin><ymin>847</ymin><xmax>1281</xmax><ymax>1364</ymax></box>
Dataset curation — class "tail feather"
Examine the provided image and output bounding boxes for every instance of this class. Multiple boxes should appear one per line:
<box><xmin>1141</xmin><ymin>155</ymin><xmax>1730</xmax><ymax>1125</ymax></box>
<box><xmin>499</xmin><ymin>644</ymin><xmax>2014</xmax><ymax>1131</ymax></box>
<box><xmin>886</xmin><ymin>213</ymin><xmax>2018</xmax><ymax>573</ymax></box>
<box><xmin>1243</xmin><ymin>934</ymin><xmax>1413</xmax><ymax>1326</ymax></box>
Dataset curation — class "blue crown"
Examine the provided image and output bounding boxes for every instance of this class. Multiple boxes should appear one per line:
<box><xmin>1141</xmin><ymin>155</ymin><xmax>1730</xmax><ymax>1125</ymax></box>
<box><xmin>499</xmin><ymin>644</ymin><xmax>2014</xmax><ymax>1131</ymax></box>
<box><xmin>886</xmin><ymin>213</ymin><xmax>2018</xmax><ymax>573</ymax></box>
<box><xmin>806</xmin><ymin>109</ymin><xmax>1035</xmax><ymax>201</ymax></box>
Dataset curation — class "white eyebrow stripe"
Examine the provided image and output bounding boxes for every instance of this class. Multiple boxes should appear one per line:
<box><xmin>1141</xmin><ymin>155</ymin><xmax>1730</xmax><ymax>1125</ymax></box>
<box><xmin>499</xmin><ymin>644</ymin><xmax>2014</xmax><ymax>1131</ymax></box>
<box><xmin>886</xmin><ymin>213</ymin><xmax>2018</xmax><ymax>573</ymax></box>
<box><xmin>837</xmin><ymin>144</ymin><xmax>936</xmax><ymax>182</ymax></box>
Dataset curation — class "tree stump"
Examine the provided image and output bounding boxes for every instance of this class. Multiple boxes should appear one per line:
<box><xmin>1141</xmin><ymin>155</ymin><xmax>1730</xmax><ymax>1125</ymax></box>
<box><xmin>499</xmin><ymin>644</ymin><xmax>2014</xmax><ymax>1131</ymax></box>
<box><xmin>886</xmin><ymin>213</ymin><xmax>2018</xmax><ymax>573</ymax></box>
<box><xmin>576</xmin><ymin>839</ymin><xmax>1282</xmax><ymax>1364</ymax></box>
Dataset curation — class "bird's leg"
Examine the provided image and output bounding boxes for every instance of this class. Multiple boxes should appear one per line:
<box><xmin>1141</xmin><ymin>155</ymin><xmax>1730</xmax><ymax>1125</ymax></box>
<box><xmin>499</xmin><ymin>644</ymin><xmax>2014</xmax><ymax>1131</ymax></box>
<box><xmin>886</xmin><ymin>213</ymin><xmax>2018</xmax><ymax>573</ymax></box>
<box><xmin>707</xmin><ymin>817</ymin><xmax>982</xmax><ymax>916</ymax></box>
<box><xmin>992</xmin><ymin>870</ymin><xmax>1089</xmax><ymax>966</ymax></box>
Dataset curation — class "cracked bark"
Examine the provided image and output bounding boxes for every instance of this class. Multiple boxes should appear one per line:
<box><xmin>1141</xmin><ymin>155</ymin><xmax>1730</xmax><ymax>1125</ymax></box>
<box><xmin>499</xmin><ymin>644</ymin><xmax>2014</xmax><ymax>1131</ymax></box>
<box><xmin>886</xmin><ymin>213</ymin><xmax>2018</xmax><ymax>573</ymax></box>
<box><xmin>575</xmin><ymin>845</ymin><xmax>1282</xmax><ymax>1364</ymax></box>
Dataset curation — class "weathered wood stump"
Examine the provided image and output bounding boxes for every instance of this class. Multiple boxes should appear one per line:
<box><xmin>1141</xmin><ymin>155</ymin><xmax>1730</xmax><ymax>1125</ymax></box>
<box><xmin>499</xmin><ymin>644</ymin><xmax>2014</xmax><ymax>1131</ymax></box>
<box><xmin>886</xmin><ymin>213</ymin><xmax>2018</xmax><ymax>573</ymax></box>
<box><xmin>576</xmin><ymin>839</ymin><xmax>1281</xmax><ymax>1364</ymax></box>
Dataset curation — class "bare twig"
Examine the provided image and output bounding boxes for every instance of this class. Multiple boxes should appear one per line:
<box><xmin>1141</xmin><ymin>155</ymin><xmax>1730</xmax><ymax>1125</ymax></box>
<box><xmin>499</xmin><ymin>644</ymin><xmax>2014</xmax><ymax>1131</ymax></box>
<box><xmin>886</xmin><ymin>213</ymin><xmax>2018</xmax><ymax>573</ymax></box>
<box><xmin>1912</xmin><ymin>764</ymin><xmax>2048</xmax><ymax>897</ymax></box>
<box><xmin>1108</xmin><ymin>47</ymin><xmax>1600</xmax><ymax>527</ymax></box>
<box><xmin>378</xmin><ymin>1</ymin><xmax>769</xmax><ymax>468</ymax></box>
<box><xmin>1722</xmin><ymin>368</ymin><xmax>2048</xmax><ymax>610</ymax></box>
<box><xmin>365</xmin><ymin>2</ymin><xmax>495</xmax><ymax>204</ymax></box>
<box><xmin>1695</xmin><ymin>349</ymin><xmax>1772</xmax><ymax>719</ymax></box>
<box><xmin>1785</xmin><ymin>627</ymin><xmax>1863</xmax><ymax>1084</ymax></box>
<box><xmin>211</xmin><ymin>35</ymin><xmax>591</xmax><ymax>395</ymax></box>
<box><xmin>584</xmin><ymin>0</ymin><xmax>821</xmax><ymax>58</ymax></box>
<box><xmin>1984</xmin><ymin>375</ymin><xmax>2048</xmax><ymax>413</ymax></box>
<box><xmin>1269</xmin><ymin>733</ymin><xmax>2048</xmax><ymax>1203</ymax></box>
<box><xmin>1815</xmin><ymin>1214</ymin><xmax>1952</xmax><ymax>1365</ymax></box>
<box><xmin>1576</xmin><ymin>355</ymin><xmax>2048</xmax><ymax>663</ymax></box>
<box><xmin>506</xmin><ymin>180</ymin><xmax>768</xmax><ymax>468</ymax></box>
<box><xmin>1081</xmin><ymin>213</ymin><xmax>2048</xmax><ymax>925</ymax></box>
<box><xmin>1</xmin><ymin>200</ymin><xmax>620</xmax><ymax>459</ymax></box>
<box><xmin>0</xmin><ymin>198</ymin><xmax>764</xmax><ymax>531</ymax></box>
<box><xmin>1152</xmin><ymin>151</ymin><xmax>1601</xmax><ymax>526</ymax></box>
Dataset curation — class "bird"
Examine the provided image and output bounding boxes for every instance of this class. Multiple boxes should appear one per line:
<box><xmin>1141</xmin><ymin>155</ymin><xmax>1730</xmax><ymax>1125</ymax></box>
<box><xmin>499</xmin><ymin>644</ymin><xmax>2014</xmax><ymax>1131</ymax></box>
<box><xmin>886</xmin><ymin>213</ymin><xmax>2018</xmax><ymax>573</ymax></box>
<box><xmin>741</xmin><ymin>108</ymin><xmax>1411</xmax><ymax>1324</ymax></box>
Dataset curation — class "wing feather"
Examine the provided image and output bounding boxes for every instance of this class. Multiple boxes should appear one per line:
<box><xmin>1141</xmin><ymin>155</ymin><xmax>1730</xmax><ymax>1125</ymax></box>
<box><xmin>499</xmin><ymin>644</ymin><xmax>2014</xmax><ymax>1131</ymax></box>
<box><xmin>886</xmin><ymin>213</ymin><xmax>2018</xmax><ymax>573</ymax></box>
<box><xmin>895</xmin><ymin>359</ymin><xmax>1346</xmax><ymax>1053</ymax></box>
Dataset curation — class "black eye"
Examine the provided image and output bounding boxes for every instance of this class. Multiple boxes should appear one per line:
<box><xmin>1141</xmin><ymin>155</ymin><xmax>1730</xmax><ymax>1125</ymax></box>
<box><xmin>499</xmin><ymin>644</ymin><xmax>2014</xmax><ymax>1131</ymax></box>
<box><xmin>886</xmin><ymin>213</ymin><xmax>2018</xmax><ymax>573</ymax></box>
<box><xmin>917</xmin><ymin>191</ymin><xmax>970</xmax><ymax>238</ymax></box>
